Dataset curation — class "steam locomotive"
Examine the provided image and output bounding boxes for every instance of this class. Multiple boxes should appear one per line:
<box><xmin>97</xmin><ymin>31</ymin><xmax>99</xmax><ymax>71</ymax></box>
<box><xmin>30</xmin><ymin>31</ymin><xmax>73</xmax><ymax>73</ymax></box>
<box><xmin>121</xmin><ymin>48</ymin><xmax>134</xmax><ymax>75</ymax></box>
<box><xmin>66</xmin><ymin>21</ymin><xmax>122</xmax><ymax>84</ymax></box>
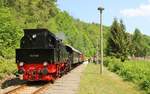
<box><xmin>16</xmin><ymin>29</ymin><xmax>84</xmax><ymax>81</ymax></box>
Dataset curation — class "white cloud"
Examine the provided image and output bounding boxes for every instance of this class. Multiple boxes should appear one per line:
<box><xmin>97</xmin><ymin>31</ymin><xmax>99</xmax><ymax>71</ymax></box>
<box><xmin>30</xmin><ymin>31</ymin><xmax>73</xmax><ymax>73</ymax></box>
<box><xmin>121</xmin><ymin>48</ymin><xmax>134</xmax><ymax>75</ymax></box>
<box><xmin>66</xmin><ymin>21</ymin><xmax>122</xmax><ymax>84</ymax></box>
<box><xmin>120</xmin><ymin>1</ymin><xmax>150</xmax><ymax>17</ymax></box>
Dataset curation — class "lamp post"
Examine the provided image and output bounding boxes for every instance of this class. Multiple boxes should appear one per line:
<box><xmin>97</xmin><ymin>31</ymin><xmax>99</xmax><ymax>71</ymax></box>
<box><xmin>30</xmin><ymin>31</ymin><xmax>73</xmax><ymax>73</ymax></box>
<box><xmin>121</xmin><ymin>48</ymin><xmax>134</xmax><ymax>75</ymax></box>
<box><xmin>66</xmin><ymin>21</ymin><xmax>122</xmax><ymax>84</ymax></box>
<box><xmin>96</xmin><ymin>36</ymin><xmax>99</xmax><ymax>65</ymax></box>
<box><xmin>98</xmin><ymin>6</ymin><xmax>104</xmax><ymax>74</ymax></box>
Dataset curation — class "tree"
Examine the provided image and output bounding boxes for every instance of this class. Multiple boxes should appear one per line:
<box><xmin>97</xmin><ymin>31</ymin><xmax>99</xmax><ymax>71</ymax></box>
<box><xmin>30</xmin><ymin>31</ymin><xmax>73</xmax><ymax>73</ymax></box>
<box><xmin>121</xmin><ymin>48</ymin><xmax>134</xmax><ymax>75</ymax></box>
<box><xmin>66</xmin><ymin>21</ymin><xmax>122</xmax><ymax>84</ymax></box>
<box><xmin>0</xmin><ymin>0</ymin><xmax>110</xmax><ymax>58</ymax></box>
<box><xmin>132</xmin><ymin>28</ymin><xmax>149</xmax><ymax>57</ymax></box>
<box><xmin>106</xmin><ymin>18</ymin><xmax>130</xmax><ymax>62</ymax></box>
<box><xmin>0</xmin><ymin>8</ymin><xmax>21</xmax><ymax>58</ymax></box>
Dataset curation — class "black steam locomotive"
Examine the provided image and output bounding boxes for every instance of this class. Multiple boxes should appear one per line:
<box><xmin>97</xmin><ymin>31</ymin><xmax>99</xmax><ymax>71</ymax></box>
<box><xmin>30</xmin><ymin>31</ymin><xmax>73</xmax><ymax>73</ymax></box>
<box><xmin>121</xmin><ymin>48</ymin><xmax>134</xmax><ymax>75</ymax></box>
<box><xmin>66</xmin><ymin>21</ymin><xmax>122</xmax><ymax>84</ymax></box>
<box><xmin>16</xmin><ymin>29</ymin><xmax>84</xmax><ymax>81</ymax></box>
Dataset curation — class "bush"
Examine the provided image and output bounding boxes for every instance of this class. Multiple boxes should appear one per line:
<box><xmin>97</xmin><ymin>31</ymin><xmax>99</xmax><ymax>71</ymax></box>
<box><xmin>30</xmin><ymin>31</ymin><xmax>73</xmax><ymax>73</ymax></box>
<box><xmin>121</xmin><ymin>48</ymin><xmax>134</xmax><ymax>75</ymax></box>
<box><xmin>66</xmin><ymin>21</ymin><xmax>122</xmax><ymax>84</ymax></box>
<box><xmin>0</xmin><ymin>58</ymin><xmax>17</xmax><ymax>79</ymax></box>
<box><xmin>104</xmin><ymin>57</ymin><xmax>150</xmax><ymax>93</ymax></box>
<box><xmin>104</xmin><ymin>57</ymin><xmax>123</xmax><ymax>73</ymax></box>
<box><xmin>139</xmin><ymin>77</ymin><xmax>150</xmax><ymax>93</ymax></box>
<box><xmin>104</xmin><ymin>57</ymin><xmax>112</xmax><ymax>67</ymax></box>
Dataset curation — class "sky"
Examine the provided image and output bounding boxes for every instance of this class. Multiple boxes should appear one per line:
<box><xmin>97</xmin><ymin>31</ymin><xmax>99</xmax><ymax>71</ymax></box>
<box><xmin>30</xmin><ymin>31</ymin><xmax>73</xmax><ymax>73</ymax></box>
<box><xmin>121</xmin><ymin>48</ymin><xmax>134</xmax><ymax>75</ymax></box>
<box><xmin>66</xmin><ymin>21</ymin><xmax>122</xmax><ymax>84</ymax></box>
<box><xmin>57</xmin><ymin>0</ymin><xmax>150</xmax><ymax>35</ymax></box>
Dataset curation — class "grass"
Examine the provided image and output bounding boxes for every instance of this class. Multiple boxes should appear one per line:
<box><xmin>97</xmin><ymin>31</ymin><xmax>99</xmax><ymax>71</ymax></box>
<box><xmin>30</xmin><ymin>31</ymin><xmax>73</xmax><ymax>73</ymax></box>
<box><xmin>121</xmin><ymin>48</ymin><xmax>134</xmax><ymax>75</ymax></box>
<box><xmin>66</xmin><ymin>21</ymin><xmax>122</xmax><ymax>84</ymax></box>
<box><xmin>78</xmin><ymin>63</ymin><xmax>144</xmax><ymax>94</ymax></box>
<box><xmin>0</xmin><ymin>57</ymin><xmax>17</xmax><ymax>79</ymax></box>
<box><xmin>104</xmin><ymin>57</ymin><xmax>150</xmax><ymax>93</ymax></box>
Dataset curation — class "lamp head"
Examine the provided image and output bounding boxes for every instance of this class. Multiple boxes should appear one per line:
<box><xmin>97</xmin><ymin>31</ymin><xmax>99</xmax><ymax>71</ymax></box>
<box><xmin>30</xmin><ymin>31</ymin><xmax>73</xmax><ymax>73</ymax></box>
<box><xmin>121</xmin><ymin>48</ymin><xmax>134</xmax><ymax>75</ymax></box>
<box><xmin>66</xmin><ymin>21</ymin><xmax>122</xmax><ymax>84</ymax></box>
<box><xmin>98</xmin><ymin>7</ymin><xmax>104</xmax><ymax>11</ymax></box>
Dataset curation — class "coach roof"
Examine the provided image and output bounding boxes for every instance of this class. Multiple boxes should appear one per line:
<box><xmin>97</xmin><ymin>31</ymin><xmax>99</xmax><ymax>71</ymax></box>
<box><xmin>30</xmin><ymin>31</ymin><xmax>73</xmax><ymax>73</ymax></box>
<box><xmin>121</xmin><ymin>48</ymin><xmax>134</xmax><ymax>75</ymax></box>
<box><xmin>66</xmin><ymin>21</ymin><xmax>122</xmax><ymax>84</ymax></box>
<box><xmin>65</xmin><ymin>44</ymin><xmax>82</xmax><ymax>54</ymax></box>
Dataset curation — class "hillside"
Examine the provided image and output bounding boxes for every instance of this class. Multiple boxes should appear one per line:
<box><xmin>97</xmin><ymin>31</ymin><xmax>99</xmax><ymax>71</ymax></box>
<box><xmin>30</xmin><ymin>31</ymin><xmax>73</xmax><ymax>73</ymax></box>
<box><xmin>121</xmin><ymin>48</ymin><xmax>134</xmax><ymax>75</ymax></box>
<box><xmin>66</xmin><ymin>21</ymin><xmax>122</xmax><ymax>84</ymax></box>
<box><xmin>0</xmin><ymin>0</ymin><xmax>109</xmax><ymax>59</ymax></box>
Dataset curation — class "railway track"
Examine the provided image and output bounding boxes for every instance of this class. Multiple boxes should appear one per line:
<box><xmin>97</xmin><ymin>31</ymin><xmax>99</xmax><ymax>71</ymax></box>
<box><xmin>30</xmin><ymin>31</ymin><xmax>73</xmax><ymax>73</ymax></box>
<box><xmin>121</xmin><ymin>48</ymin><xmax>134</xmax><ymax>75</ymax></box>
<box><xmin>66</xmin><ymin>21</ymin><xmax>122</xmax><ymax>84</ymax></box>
<box><xmin>3</xmin><ymin>82</ymin><xmax>51</xmax><ymax>94</ymax></box>
<box><xmin>4</xmin><ymin>84</ymin><xmax>27</xmax><ymax>94</ymax></box>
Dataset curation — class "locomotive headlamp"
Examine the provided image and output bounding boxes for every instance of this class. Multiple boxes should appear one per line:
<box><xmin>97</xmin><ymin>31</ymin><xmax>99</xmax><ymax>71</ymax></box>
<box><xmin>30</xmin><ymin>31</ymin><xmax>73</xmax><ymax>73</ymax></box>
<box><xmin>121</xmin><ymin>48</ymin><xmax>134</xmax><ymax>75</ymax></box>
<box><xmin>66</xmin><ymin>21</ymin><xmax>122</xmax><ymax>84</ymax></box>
<box><xmin>19</xmin><ymin>62</ymin><xmax>24</xmax><ymax>66</ymax></box>
<box><xmin>32</xmin><ymin>34</ymin><xmax>37</xmax><ymax>39</ymax></box>
<box><xmin>43</xmin><ymin>62</ymin><xmax>48</xmax><ymax>66</ymax></box>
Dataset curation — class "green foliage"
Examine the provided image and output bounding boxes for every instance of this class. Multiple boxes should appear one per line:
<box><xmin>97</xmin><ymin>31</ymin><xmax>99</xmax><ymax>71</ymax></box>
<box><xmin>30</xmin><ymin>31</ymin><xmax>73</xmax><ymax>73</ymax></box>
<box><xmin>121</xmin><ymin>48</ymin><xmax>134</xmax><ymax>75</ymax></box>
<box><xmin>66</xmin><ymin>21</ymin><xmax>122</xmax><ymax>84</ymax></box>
<box><xmin>132</xmin><ymin>28</ymin><xmax>150</xmax><ymax>57</ymax></box>
<box><xmin>104</xmin><ymin>57</ymin><xmax>150</xmax><ymax>93</ymax></box>
<box><xmin>106</xmin><ymin>18</ymin><xmax>150</xmax><ymax>59</ymax></box>
<box><xmin>0</xmin><ymin>57</ymin><xmax>17</xmax><ymax>79</ymax></box>
<box><xmin>78</xmin><ymin>63</ymin><xmax>142</xmax><ymax>94</ymax></box>
<box><xmin>104</xmin><ymin>57</ymin><xmax>123</xmax><ymax>73</ymax></box>
<box><xmin>0</xmin><ymin>8</ymin><xmax>21</xmax><ymax>58</ymax></box>
<box><xmin>106</xmin><ymin>18</ymin><xmax>130</xmax><ymax>61</ymax></box>
<box><xmin>0</xmin><ymin>0</ymin><xmax>110</xmax><ymax>58</ymax></box>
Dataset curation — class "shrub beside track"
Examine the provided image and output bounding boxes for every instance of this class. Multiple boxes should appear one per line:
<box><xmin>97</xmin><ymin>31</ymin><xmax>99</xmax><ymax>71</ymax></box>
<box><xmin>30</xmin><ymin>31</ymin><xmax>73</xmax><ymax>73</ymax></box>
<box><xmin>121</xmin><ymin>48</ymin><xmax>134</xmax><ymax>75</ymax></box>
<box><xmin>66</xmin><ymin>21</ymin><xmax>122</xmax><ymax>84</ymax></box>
<box><xmin>104</xmin><ymin>57</ymin><xmax>150</xmax><ymax>93</ymax></box>
<box><xmin>0</xmin><ymin>58</ymin><xmax>16</xmax><ymax>80</ymax></box>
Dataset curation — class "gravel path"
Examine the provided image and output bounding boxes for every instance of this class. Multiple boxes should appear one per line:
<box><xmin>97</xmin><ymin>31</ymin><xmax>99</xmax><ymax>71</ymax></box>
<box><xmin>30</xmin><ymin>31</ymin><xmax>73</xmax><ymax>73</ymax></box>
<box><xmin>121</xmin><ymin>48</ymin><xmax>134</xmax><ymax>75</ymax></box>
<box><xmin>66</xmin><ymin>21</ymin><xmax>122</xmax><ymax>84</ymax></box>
<box><xmin>42</xmin><ymin>62</ymin><xmax>88</xmax><ymax>94</ymax></box>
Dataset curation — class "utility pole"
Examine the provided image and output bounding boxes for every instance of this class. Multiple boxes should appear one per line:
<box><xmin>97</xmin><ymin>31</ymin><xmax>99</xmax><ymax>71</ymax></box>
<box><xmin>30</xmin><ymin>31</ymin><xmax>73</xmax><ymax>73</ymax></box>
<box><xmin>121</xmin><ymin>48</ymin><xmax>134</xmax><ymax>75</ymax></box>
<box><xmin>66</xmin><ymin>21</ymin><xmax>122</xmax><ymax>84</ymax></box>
<box><xmin>96</xmin><ymin>36</ymin><xmax>99</xmax><ymax>64</ymax></box>
<box><xmin>98</xmin><ymin>6</ymin><xmax>104</xmax><ymax>74</ymax></box>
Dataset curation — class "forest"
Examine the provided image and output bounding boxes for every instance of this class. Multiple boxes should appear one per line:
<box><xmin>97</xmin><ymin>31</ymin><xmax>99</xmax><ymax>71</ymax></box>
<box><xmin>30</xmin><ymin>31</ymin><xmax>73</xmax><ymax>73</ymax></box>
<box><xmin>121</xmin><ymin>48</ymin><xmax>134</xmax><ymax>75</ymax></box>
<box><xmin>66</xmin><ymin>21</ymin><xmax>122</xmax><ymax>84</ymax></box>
<box><xmin>0</xmin><ymin>0</ymin><xmax>110</xmax><ymax>59</ymax></box>
<box><xmin>0</xmin><ymin>0</ymin><xmax>150</xmax><ymax>81</ymax></box>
